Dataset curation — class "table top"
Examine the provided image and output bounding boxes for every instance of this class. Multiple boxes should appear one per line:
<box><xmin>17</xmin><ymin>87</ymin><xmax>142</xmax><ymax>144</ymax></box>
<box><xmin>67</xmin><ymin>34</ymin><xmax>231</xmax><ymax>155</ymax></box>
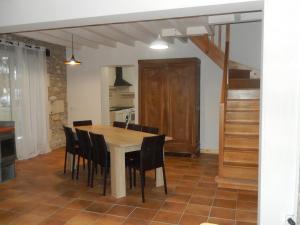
<box><xmin>74</xmin><ymin>125</ymin><xmax>172</xmax><ymax>148</ymax></box>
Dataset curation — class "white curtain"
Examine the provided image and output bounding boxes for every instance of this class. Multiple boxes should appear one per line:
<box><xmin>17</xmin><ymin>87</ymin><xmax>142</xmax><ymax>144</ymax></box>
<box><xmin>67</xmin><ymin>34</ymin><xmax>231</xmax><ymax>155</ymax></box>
<box><xmin>0</xmin><ymin>43</ymin><xmax>49</xmax><ymax>160</ymax></box>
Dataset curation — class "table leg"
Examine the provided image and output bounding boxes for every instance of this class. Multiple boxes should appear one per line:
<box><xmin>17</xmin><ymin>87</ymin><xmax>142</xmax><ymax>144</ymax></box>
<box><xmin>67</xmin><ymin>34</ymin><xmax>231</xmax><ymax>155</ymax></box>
<box><xmin>110</xmin><ymin>146</ymin><xmax>126</xmax><ymax>198</ymax></box>
<box><xmin>156</xmin><ymin>167</ymin><xmax>164</xmax><ymax>187</ymax></box>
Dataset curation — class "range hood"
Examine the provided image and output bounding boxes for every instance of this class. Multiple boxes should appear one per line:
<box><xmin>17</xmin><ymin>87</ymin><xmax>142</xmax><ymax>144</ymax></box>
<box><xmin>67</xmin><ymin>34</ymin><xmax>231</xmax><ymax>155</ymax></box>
<box><xmin>114</xmin><ymin>67</ymin><xmax>132</xmax><ymax>87</ymax></box>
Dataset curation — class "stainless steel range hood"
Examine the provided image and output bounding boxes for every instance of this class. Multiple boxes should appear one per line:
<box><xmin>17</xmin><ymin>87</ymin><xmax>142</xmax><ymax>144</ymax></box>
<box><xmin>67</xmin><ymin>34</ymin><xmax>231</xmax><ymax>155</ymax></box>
<box><xmin>114</xmin><ymin>67</ymin><xmax>132</xmax><ymax>87</ymax></box>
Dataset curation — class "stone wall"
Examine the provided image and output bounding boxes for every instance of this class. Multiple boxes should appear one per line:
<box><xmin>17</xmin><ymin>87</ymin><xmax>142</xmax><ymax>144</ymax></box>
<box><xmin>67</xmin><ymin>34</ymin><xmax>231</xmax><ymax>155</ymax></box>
<box><xmin>0</xmin><ymin>34</ymin><xmax>67</xmax><ymax>149</ymax></box>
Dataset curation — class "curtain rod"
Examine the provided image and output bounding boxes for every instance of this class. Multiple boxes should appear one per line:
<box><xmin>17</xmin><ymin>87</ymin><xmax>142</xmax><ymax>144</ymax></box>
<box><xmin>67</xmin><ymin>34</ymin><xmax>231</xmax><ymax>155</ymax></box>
<box><xmin>0</xmin><ymin>38</ymin><xmax>46</xmax><ymax>52</ymax></box>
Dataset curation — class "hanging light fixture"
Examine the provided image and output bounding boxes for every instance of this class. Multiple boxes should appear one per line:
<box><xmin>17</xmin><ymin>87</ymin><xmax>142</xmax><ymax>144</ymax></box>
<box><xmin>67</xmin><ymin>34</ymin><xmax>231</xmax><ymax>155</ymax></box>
<box><xmin>64</xmin><ymin>34</ymin><xmax>81</xmax><ymax>65</ymax></box>
<box><xmin>150</xmin><ymin>35</ymin><xmax>168</xmax><ymax>50</ymax></box>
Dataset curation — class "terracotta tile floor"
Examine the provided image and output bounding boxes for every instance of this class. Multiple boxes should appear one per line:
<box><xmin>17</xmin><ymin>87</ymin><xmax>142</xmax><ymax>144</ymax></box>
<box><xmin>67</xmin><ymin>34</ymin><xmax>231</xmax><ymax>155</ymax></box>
<box><xmin>0</xmin><ymin>148</ymin><xmax>258</xmax><ymax>225</ymax></box>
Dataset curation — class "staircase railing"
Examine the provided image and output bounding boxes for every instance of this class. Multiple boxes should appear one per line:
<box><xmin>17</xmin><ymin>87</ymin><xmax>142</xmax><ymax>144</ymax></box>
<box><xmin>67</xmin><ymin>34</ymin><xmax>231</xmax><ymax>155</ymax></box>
<box><xmin>218</xmin><ymin>24</ymin><xmax>230</xmax><ymax>178</ymax></box>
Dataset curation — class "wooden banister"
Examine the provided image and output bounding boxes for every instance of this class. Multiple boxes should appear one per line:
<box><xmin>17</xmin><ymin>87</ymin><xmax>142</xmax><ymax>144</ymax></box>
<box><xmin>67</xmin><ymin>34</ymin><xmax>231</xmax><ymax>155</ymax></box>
<box><xmin>219</xmin><ymin>25</ymin><xmax>230</xmax><ymax>178</ymax></box>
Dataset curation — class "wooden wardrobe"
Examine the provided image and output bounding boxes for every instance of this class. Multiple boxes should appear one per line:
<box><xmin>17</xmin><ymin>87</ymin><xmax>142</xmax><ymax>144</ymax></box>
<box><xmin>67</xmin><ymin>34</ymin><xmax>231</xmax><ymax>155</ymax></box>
<box><xmin>138</xmin><ymin>58</ymin><xmax>200</xmax><ymax>154</ymax></box>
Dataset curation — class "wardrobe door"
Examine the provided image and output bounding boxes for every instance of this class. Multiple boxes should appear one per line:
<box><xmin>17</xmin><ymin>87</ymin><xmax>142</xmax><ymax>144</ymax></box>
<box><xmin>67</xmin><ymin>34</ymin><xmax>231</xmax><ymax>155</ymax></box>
<box><xmin>139</xmin><ymin>65</ymin><xmax>168</xmax><ymax>134</ymax></box>
<box><xmin>165</xmin><ymin>62</ymin><xmax>197</xmax><ymax>152</ymax></box>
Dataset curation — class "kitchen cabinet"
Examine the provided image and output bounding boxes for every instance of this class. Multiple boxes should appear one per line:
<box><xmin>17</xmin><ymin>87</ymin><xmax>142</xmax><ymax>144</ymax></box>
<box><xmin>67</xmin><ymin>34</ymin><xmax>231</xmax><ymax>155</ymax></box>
<box><xmin>139</xmin><ymin>58</ymin><xmax>200</xmax><ymax>154</ymax></box>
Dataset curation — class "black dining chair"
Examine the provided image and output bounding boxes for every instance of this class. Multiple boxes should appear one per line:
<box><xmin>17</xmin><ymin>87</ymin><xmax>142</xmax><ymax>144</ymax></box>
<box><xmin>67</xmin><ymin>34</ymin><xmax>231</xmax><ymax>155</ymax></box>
<box><xmin>127</xmin><ymin>123</ymin><xmax>142</xmax><ymax>131</ymax></box>
<box><xmin>113</xmin><ymin>121</ymin><xmax>126</xmax><ymax>128</ymax></box>
<box><xmin>129</xmin><ymin>135</ymin><xmax>167</xmax><ymax>202</ymax></box>
<box><xmin>73</xmin><ymin>120</ymin><xmax>93</xmax><ymax>127</ymax></box>
<box><xmin>75</xmin><ymin>128</ymin><xmax>93</xmax><ymax>186</ymax></box>
<box><xmin>141</xmin><ymin>125</ymin><xmax>159</xmax><ymax>134</ymax></box>
<box><xmin>63</xmin><ymin>126</ymin><xmax>80</xmax><ymax>179</ymax></box>
<box><xmin>89</xmin><ymin>132</ymin><xmax>110</xmax><ymax>195</ymax></box>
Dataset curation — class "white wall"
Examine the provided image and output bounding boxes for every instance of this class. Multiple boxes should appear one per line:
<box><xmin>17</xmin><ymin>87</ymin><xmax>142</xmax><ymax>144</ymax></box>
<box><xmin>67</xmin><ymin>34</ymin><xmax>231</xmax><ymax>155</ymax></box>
<box><xmin>259</xmin><ymin>0</ymin><xmax>300</xmax><ymax>224</ymax></box>
<box><xmin>0</xmin><ymin>0</ymin><xmax>262</xmax><ymax>33</ymax></box>
<box><xmin>67</xmin><ymin>22</ymin><xmax>262</xmax><ymax>151</ymax></box>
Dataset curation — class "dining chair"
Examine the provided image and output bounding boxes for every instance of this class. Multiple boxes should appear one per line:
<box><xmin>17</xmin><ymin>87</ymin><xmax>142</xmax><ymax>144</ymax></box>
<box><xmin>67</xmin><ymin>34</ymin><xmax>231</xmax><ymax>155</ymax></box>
<box><xmin>89</xmin><ymin>132</ymin><xmax>110</xmax><ymax>195</ymax></box>
<box><xmin>127</xmin><ymin>123</ymin><xmax>142</xmax><ymax>131</ymax></box>
<box><xmin>63</xmin><ymin>126</ymin><xmax>79</xmax><ymax>179</ymax></box>
<box><xmin>73</xmin><ymin>120</ymin><xmax>93</xmax><ymax>127</ymax></box>
<box><xmin>141</xmin><ymin>125</ymin><xmax>159</xmax><ymax>134</ymax></box>
<box><xmin>129</xmin><ymin>135</ymin><xmax>167</xmax><ymax>202</ymax></box>
<box><xmin>113</xmin><ymin>121</ymin><xmax>126</xmax><ymax>128</ymax></box>
<box><xmin>75</xmin><ymin>128</ymin><xmax>93</xmax><ymax>186</ymax></box>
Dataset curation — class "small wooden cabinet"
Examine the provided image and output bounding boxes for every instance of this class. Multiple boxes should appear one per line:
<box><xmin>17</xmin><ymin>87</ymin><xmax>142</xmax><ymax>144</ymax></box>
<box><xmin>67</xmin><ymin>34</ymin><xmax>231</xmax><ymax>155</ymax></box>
<box><xmin>139</xmin><ymin>58</ymin><xmax>200</xmax><ymax>154</ymax></box>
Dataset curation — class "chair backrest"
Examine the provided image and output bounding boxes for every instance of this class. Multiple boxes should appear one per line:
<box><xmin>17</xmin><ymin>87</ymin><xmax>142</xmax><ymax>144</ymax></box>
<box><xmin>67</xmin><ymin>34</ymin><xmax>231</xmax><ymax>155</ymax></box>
<box><xmin>73</xmin><ymin>120</ymin><xmax>93</xmax><ymax>127</ymax></box>
<box><xmin>75</xmin><ymin>128</ymin><xmax>92</xmax><ymax>158</ymax></box>
<box><xmin>89</xmin><ymin>132</ymin><xmax>109</xmax><ymax>167</ymax></box>
<box><xmin>127</xmin><ymin>123</ymin><xmax>142</xmax><ymax>131</ymax></box>
<box><xmin>113</xmin><ymin>121</ymin><xmax>126</xmax><ymax>128</ymax></box>
<box><xmin>141</xmin><ymin>125</ymin><xmax>159</xmax><ymax>134</ymax></box>
<box><xmin>63</xmin><ymin>126</ymin><xmax>77</xmax><ymax>154</ymax></box>
<box><xmin>140</xmin><ymin>135</ymin><xmax>165</xmax><ymax>171</ymax></box>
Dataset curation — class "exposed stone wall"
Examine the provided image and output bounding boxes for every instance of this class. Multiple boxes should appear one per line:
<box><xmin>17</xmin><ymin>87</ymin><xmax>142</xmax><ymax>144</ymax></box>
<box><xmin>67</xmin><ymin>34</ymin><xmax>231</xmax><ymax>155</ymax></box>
<box><xmin>0</xmin><ymin>34</ymin><xmax>67</xmax><ymax>149</ymax></box>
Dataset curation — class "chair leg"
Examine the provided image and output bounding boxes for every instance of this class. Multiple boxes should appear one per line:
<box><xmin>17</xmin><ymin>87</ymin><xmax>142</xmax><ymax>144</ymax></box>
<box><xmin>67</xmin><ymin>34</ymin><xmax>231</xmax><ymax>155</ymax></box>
<box><xmin>133</xmin><ymin>168</ymin><xmax>136</xmax><ymax>187</ymax></box>
<box><xmin>129</xmin><ymin>167</ymin><xmax>132</xmax><ymax>189</ymax></box>
<box><xmin>103</xmin><ymin>167</ymin><xmax>107</xmax><ymax>196</ymax></box>
<box><xmin>140</xmin><ymin>170</ymin><xmax>145</xmax><ymax>202</ymax></box>
<box><xmin>162</xmin><ymin>165</ymin><xmax>168</xmax><ymax>195</ymax></box>
<box><xmin>95</xmin><ymin>164</ymin><xmax>98</xmax><ymax>175</ymax></box>
<box><xmin>87</xmin><ymin>159</ymin><xmax>91</xmax><ymax>187</ymax></box>
<box><xmin>71</xmin><ymin>153</ymin><xmax>76</xmax><ymax>180</ymax></box>
<box><xmin>76</xmin><ymin>154</ymin><xmax>80</xmax><ymax>180</ymax></box>
<box><xmin>83</xmin><ymin>158</ymin><xmax>85</xmax><ymax>170</ymax></box>
<box><xmin>64</xmin><ymin>150</ymin><xmax>68</xmax><ymax>174</ymax></box>
<box><xmin>91</xmin><ymin>162</ymin><xmax>95</xmax><ymax>188</ymax></box>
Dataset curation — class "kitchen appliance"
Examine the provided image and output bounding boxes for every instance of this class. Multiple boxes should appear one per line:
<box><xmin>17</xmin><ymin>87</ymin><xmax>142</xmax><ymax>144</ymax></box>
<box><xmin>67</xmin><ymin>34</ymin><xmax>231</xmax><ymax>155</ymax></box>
<box><xmin>114</xmin><ymin>108</ymin><xmax>135</xmax><ymax>125</ymax></box>
<box><xmin>114</xmin><ymin>67</ymin><xmax>132</xmax><ymax>87</ymax></box>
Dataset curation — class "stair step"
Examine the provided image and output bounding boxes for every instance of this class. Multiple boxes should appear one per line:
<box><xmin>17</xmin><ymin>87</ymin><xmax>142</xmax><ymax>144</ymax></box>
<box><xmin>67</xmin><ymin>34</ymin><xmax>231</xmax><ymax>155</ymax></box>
<box><xmin>225</xmin><ymin>123</ymin><xmax>259</xmax><ymax>135</ymax></box>
<box><xmin>225</xmin><ymin>132</ymin><xmax>259</xmax><ymax>136</ymax></box>
<box><xmin>226</xmin><ymin>111</ymin><xmax>259</xmax><ymax>122</ymax></box>
<box><xmin>226</xmin><ymin>120</ymin><xmax>259</xmax><ymax>125</ymax></box>
<box><xmin>222</xmin><ymin>164</ymin><xmax>258</xmax><ymax>180</ymax></box>
<box><xmin>227</xmin><ymin>99</ymin><xmax>260</xmax><ymax>110</ymax></box>
<box><xmin>227</xmin><ymin>89</ymin><xmax>260</xmax><ymax>100</ymax></box>
<box><xmin>225</xmin><ymin>146</ymin><xmax>258</xmax><ymax>152</ymax></box>
<box><xmin>229</xmin><ymin>79</ymin><xmax>260</xmax><ymax>89</ymax></box>
<box><xmin>215</xmin><ymin>176</ymin><xmax>258</xmax><ymax>191</ymax></box>
<box><xmin>224</xmin><ymin>150</ymin><xmax>258</xmax><ymax>166</ymax></box>
<box><xmin>229</xmin><ymin>69</ymin><xmax>251</xmax><ymax>79</ymax></box>
<box><xmin>224</xmin><ymin>135</ymin><xmax>259</xmax><ymax>149</ymax></box>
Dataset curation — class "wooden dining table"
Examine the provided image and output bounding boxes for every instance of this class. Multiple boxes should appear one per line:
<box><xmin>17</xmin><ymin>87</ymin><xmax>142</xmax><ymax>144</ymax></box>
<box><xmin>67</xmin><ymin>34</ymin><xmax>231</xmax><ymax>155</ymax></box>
<box><xmin>74</xmin><ymin>124</ymin><xmax>172</xmax><ymax>199</ymax></box>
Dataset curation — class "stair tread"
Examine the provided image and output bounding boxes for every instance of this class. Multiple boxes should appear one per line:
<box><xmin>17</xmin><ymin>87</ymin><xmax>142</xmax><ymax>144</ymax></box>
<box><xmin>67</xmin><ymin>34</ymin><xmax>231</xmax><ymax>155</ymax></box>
<box><xmin>225</xmin><ymin>132</ymin><xmax>259</xmax><ymax>136</ymax></box>
<box><xmin>224</xmin><ymin>146</ymin><xmax>259</xmax><ymax>151</ymax></box>
<box><xmin>215</xmin><ymin>176</ymin><xmax>258</xmax><ymax>191</ymax></box>
<box><xmin>226</xmin><ymin>109</ymin><xmax>259</xmax><ymax>112</ymax></box>
<box><xmin>226</xmin><ymin>119</ymin><xmax>259</xmax><ymax>123</ymax></box>
<box><xmin>224</xmin><ymin>161</ymin><xmax>258</xmax><ymax>167</ymax></box>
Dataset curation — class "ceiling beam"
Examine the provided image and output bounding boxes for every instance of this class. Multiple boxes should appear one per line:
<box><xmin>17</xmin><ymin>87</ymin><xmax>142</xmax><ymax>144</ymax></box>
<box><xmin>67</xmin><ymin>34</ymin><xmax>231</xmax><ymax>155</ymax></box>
<box><xmin>41</xmin><ymin>30</ymin><xmax>99</xmax><ymax>49</ymax></box>
<box><xmin>86</xmin><ymin>26</ymin><xmax>135</xmax><ymax>46</ymax></box>
<box><xmin>137</xmin><ymin>21</ymin><xmax>174</xmax><ymax>44</ymax></box>
<box><xmin>110</xmin><ymin>23</ymin><xmax>153</xmax><ymax>44</ymax></box>
<box><xmin>65</xmin><ymin>28</ymin><xmax>116</xmax><ymax>47</ymax></box>
<box><xmin>16</xmin><ymin>32</ymin><xmax>82</xmax><ymax>49</ymax></box>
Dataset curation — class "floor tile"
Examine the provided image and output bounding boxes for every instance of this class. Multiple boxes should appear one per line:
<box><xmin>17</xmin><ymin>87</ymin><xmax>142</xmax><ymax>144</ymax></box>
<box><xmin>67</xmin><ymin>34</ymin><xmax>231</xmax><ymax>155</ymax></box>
<box><xmin>210</xmin><ymin>207</ymin><xmax>235</xmax><ymax>220</ymax></box>
<box><xmin>213</xmin><ymin>198</ymin><xmax>236</xmax><ymax>209</ymax></box>
<box><xmin>107</xmin><ymin>205</ymin><xmax>135</xmax><ymax>217</ymax></box>
<box><xmin>160</xmin><ymin>201</ymin><xmax>187</xmax><ymax>213</ymax></box>
<box><xmin>85</xmin><ymin>202</ymin><xmax>113</xmax><ymax>213</ymax></box>
<box><xmin>65</xmin><ymin>199</ymin><xmax>93</xmax><ymax>210</ymax></box>
<box><xmin>185</xmin><ymin>203</ymin><xmax>210</xmax><ymax>216</ymax></box>
<box><xmin>179</xmin><ymin>214</ymin><xmax>207</xmax><ymax>225</ymax></box>
<box><xmin>94</xmin><ymin>214</ymin><xmax>126</xmax><ymax>225</ymax></box>
<box><xmin>129</xmin><ymin>208</ymin><xmax>157</xmax><ymax>220</ymax></box>
<box><xmin>153</xmin><ymin>210</ymin><xmax>182</xmax><ymax>224</ymax></box>
<box><xmin>236</xmin><ymin>210</ymin><xmax>257</xmax><ymax>223</ymax></box>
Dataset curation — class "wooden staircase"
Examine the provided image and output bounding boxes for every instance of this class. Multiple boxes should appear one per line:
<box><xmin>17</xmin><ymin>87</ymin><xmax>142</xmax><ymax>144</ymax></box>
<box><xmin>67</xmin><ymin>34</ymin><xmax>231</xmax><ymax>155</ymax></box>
<box><xmin>216</xmin><ymin>69</ymin><xmax>259</xmax><ymax>191</ymax></box>
<box><xmin>191</xmin><ymin>25</ymin><xmax>260</xmax><ymax>191</ymax></box>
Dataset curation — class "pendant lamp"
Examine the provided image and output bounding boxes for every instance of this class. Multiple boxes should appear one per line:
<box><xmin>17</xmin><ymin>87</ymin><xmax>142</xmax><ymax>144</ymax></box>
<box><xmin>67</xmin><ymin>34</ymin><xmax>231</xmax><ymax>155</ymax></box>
<box><xmin>64</xmin><ymin>34</ymin><xmax>81</xmax><ymax>65</ymax></box>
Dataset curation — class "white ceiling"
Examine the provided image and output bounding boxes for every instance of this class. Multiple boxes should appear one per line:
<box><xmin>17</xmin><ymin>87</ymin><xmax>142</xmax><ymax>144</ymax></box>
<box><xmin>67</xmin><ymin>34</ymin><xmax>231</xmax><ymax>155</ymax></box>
<box><xmin>15</xmin><ymin>12</ymin><xmax>262</xmax><ymax>49</ymax></box>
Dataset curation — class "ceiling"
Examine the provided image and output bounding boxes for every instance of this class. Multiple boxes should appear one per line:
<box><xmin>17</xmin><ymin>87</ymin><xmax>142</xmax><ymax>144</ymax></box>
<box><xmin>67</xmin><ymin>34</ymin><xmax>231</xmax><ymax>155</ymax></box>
<box><xmin>15</xmin><ymin>12</ymin><xmax>262</xmax><ymax>49</ymax></box>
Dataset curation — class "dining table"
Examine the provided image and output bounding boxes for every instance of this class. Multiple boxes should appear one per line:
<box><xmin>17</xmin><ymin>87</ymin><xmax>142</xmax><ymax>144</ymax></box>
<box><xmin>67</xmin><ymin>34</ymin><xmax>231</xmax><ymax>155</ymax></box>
<box><xmin>73</xmin><ymin>124</ymin><xmax>172</xmax><ymax>199</ymax></box>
